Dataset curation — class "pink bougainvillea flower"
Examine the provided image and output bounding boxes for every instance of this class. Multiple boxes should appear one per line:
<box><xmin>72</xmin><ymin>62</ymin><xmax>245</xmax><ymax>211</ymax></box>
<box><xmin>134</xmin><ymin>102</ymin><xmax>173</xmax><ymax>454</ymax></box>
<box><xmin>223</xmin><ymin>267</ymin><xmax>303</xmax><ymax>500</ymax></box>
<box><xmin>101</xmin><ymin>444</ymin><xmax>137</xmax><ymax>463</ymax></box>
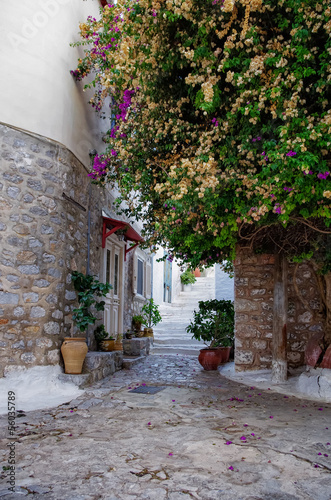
<box><xmin>225</xmin><ymin>441</ymin><xmax>232</xmax><ymax>445</ymax></box>
<box><xmin>172</xmin><ymin>400</ymin><xmax>176</xmax><ymax>402</ymax></box>
<box><xmin>228</xmin><ymin>466</ymin><xmax>234</xmax><ymax>471</ymax></box>
<box><xmin>147</xmin><ymin>422</ymin><xmax>151</xmax><ymax>425</ymax></box>
<box><xmin>240</xmin><ymin>436</ymin><xmax>247</xmax><ymax>441</ymax></box>
<box><xmin>318</xmin><ymin>453</ymin><xmax>322</xmax><ymax>456</ymax></box>
<box><xmin>251</xmin><ymin>433</ymin><xmax>255</xmax><ymax>436</ymax></box>
<box><xmin>324</xmin><ymin>454</ymin><xmax>328</xmax><ymax>457</ymax></box>
<box><xmin>168</xmin><ymin>452</ymin><xmax>173</xmax><ymax>456</ymax></box>
<box><xmin>269</xmin><ymin>416</ymin><xmax>274</xmax><ymax>419</ymax></box>
<box><xmin>318</xmin><ymin>408</ymin><xmax>323</xmax><ymax>411</ymax></box>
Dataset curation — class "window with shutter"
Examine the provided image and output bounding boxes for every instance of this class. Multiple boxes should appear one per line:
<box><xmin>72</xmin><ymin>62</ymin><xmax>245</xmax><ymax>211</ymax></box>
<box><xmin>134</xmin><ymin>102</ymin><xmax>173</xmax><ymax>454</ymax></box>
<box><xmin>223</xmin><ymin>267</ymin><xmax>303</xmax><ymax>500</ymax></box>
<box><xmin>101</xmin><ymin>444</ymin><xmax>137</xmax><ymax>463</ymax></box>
<box><xmin>137</xmin><ymin>258</ymin><xmax>144</xmax><ymax>296</ymax></box>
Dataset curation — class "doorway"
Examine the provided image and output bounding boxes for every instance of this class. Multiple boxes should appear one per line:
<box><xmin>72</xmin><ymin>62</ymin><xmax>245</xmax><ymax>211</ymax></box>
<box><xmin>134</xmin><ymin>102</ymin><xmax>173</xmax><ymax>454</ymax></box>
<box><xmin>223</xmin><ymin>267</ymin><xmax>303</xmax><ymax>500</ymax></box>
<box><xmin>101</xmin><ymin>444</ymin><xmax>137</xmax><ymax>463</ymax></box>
<box><xmin>103</xmin><ymin>235</ymin><xmax>124</xmax><ymax>337</ymax></box>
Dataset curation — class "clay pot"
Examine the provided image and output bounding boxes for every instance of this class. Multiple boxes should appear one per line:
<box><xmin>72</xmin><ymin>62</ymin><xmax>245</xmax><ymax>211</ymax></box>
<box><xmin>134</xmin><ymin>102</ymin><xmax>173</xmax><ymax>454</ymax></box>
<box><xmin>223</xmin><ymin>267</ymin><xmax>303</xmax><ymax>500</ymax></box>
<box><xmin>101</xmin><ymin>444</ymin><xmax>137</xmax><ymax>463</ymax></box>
<box><xmin>61</xmin><ymin>337</ymin><xmax>88</xmax><ymax>374</ymax></box>
<box><xmin>305</xmin><ymin>332</ymin><xmax>324</xmax><ymax>367</ymax></box>
<box><xmin>198</xmin><ymin>347</ymin><xmax>231</xmax><ymax>371</ymax></box>
<box><xmin>320</xmin><ymin>345</ymin><xmax>331</xmax><ymax>369</ymax></box>
<box><xmin>100</xmin><ymin>339</ymin><xmax>115</xmax><ymax>351</ymax></box>
<box><xmin>194</xmin><ymin>268</ymin><xmax>201</xmax><ymax>277</ymax></box>
<box><xmin>143</xmin><ymin>328</ymin><xmax>154</xmax><ymax>338</ymax></box>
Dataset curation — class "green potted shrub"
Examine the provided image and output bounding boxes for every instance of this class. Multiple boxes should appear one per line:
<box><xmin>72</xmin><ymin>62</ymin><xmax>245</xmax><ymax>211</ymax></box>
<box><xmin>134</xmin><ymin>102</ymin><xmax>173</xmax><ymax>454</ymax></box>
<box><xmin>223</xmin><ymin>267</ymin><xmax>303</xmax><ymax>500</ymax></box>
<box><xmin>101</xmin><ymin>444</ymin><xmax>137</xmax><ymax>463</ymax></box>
<box><xmin>141</xmin><ymin>299</ymin><xmax>162</xmax><ymax>337</ymax></box>
<box><xmin>186</xmin><ymin>299</ymin><xmax>234</xmax><ymax>370</ymax></box>
<box><xmin>132</xmin><ymin>314</ymin><xmax>144</xmax><ymax>337</ymax></box>
<box><xmin>94</xmin><ymin>324</ymin><xmax>115</xmax><ymax>351</ymax></box>
<box><xmin>180</xmin><ymin>269</ymin><xmax>196</xmax><ymax>291</ymax></box>
<box><xmin>61</xmin><ymin>272</ymin><xmax>112</xmax><ymax>374</ymax></box>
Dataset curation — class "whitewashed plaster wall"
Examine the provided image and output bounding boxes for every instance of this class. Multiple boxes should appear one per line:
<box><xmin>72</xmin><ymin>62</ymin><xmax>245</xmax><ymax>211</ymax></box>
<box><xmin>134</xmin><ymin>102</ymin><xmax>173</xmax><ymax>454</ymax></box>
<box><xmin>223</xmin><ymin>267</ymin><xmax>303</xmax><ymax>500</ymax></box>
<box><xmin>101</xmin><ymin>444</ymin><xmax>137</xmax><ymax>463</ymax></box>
<box><xmin>152</xmin><ymin>247</ymin><xmax>182</xmax><ymax>306</ymax></box>
<box><xmin>215</xmin><ymin>264</ymin><xmax>234</xmax><ymax>301</ymax></box>
<box><xmin>0</xmin><ymin>0</ymin><xmax>106</xmax><ymax>167</ymax></box>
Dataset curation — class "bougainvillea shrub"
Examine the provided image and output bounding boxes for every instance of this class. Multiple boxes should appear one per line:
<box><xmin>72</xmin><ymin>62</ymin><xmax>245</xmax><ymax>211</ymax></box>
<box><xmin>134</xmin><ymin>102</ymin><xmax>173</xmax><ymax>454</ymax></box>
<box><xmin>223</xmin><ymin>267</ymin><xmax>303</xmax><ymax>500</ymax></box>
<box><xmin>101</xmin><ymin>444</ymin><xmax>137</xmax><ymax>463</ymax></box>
<box><xmin>72</xmin><ymin>0</ymin><xmax>331</xmax><ymax>268</ymax></box>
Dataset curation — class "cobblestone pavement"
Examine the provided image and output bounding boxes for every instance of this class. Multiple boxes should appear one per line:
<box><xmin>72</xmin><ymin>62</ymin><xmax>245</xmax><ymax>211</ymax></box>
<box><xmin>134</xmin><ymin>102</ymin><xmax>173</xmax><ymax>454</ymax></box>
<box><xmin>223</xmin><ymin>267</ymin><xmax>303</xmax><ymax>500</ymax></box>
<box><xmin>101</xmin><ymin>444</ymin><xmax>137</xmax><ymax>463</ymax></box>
<box><xmin>1</xmin><ymin>354</ymin><xmax>331</xmax><ymax>500</ymax></box>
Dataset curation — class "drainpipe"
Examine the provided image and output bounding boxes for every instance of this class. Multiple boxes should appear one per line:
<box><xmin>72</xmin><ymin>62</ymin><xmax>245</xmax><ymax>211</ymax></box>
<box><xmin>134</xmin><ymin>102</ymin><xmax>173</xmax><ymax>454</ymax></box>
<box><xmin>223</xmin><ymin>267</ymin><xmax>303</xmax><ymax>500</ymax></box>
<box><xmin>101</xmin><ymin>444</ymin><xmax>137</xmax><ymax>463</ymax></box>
<box><xmin>87</xmin><ymin>150</ymin><xmax>97</xmax><ymax>276</ymax></box>
<box><xmin>86</xmin><ymin>150</ymin><xmax>97</xmax><ymax>348</ymax></box>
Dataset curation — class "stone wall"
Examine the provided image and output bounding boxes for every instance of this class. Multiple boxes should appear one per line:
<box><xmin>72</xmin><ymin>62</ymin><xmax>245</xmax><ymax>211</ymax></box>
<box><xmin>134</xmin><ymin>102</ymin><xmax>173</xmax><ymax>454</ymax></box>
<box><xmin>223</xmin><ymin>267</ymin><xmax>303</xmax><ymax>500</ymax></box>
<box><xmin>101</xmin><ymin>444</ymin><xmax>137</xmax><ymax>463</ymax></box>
<box><xmin>234</xmin><ymin>248</ymin><xmax>323</xmax><ymax>372</ymax></box>
<box><xmin>0</xmin><ymin>124</ymin><xmax>147</xmax><ymax>376</ymax></box>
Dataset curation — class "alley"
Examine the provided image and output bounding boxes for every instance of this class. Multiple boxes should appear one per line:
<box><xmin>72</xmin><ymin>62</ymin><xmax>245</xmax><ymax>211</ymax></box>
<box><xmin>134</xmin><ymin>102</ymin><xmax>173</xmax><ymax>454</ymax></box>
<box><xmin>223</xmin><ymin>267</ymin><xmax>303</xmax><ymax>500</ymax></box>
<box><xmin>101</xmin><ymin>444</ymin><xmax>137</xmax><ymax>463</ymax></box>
<box><xmin>1</xmin><ymin>354</ymin><xmax>330</xmax><ymax>500</ymax></box>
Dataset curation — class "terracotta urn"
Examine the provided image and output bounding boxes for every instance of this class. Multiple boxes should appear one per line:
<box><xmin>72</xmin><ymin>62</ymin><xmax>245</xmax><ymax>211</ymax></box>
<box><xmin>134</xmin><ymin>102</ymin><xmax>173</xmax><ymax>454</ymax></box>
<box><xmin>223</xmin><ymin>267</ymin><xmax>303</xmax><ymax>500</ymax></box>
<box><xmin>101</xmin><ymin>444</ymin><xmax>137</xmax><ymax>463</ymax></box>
<box><xmin>61</xmin><ymin>337</ymin><xmax>88</xmax><ymax>374</ymax></box>
<box><xmin>198</xmin><ymin>347</ymin><xmax>231</xmax><ymax>371</ymax></box>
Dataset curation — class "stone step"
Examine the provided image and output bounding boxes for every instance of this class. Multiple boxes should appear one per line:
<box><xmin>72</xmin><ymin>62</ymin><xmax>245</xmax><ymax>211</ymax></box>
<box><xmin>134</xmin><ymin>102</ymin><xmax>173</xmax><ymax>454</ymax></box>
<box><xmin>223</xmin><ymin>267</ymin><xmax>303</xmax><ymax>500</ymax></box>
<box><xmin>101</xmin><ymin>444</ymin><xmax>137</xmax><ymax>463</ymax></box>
<box><xmin>153</xmin><ymin>338</ymin><xmax>203</xmax><ymax>346</ymax></box>
<box><xmin>151</xmin><ymin>345</ymin><xmax>202</xmax><ymax>356</ymax></box>
<box><xmin>122</xmin><ymin>356</ymin><xmax>146</xmax><ymax>370</ymax></box>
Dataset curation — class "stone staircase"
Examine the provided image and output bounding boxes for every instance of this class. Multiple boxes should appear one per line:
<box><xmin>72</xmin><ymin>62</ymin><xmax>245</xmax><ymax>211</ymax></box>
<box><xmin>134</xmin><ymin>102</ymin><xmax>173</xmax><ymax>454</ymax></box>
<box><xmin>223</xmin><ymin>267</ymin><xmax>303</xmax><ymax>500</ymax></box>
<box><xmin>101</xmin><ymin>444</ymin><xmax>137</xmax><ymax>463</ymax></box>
<box><xmin>151</xmin><ymin>268</ymin><xmax>215</xmax><ymax>356</ymax></box>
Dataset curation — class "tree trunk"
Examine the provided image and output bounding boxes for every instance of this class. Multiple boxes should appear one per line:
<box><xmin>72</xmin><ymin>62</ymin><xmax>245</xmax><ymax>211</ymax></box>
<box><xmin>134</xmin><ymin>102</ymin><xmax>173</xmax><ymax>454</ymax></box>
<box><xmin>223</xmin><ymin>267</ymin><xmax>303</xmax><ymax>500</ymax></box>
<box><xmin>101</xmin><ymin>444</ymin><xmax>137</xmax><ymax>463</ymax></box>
<box><xmin>272</xmin><ymin>253</ymin><xmax>288</xmax><ymax>383</ymax></box>
<box><xmin>324</xmin><ymin>272</ymin><xmax>331</xmax><ymax>346</ymax></box>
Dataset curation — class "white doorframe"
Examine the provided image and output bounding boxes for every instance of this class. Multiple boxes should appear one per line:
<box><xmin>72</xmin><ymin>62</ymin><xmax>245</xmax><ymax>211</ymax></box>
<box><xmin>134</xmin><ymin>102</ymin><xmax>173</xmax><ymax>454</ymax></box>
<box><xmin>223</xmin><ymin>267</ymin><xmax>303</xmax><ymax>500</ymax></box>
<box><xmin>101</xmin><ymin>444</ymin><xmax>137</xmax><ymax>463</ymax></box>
<box><xmin>103</xmin><ymin>234</ymin><xmax>125</xmax><ymax>337</ymax></box>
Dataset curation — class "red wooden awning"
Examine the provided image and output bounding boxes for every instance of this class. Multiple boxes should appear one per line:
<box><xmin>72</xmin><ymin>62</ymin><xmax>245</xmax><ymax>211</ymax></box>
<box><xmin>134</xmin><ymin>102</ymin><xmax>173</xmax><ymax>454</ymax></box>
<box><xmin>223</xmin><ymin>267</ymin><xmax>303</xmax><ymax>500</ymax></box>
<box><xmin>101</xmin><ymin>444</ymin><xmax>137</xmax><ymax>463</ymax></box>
<box><xmin>102</xmin><ymin>216</ymin><xmax>144</xmax><ymax>260</ymax></box>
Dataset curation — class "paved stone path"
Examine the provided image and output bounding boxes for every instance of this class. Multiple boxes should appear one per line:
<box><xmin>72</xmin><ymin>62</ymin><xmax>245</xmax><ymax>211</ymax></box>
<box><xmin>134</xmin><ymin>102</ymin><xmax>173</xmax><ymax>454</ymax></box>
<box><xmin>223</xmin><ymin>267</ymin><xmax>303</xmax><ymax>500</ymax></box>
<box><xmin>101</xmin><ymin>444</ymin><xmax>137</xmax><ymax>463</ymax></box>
<box><xmin>1</xmin><ymin>354</ymin><xmax>331</xmax><ymax>500</ymax></box>
<box><xmin>152</xmin><ymin>269</ymin><xmax>215</xmax><ymax>356</ymax></box>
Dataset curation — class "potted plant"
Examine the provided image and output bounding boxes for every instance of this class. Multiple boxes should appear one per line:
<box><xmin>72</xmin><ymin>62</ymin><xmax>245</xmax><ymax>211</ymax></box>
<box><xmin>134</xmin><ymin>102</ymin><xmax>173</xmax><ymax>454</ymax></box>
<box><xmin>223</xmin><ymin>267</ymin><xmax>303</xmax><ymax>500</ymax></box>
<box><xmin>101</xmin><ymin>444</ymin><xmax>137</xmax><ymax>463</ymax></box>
<box><xmin>94</xmin><ymin>324</ymin><xmax>115</xmax><ymax>351</ymax></box>
<box><xmin>180</xmin><ymin>269</ymin><xmax>196</xmax><ymax>291</ymax></box>
<box><xmin>61</xmin><ymin>272</ymin><xmax>112</xmax><ymax>374</ymax></box>
<box><xmin>186</xmin><ymin>299</ymin><xmax>234</xmax><ymax>371</ymax></box>
<box><xmin>141</xmin><ymin>299</ymin><xmax>162</xmax><ymax>337</ymax></box>
<box><xmin>132</xmin><ymin>314</ymin><xmax>144</xmax><ymax>337</ymax></box>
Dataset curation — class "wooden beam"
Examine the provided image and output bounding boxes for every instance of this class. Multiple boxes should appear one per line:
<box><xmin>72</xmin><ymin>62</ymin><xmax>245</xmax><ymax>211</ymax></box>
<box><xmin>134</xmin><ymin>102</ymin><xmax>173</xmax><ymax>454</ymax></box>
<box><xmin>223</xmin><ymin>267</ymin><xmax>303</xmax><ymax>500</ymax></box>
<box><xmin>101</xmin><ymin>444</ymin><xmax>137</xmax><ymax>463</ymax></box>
<box><xmin>272</xmin><ymin>253</ymin><xmax>288</xmax><ymax>383</ymax></box>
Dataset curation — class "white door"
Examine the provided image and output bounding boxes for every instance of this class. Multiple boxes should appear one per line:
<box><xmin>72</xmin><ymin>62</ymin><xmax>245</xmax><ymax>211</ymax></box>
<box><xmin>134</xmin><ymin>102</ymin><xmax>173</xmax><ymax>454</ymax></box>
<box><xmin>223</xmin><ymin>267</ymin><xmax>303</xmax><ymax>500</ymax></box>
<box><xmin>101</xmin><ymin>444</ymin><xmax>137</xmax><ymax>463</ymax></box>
<box><xmin>103</xmin><ymin>236</ymin><xmax>124</xmax><ymax>338</ymax></box>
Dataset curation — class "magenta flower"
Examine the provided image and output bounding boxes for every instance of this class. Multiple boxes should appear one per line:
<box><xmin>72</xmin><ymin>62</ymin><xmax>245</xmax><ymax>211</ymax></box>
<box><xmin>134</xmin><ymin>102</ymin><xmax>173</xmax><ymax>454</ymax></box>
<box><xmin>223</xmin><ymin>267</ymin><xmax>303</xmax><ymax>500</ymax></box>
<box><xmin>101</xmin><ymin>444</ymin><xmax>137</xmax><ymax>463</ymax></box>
<box><xmin>317</xmin><ymin>172</ymin><xmax>329</xmax><ymax>179</ymax></box>
<box><xmin>168</xmin><ymin>452</ymin><xmax>173</xmax><ymax>456</ymax></box>
<box><xmin>269</xmin><ymin>416</ymin><xmax>273</xmax><ymax>419</ymax></box>
<box><xmin>225</xmin><ymin>441</ymin><xmax>232</xmax><ymax>445</ymax></box>
<box><xmin>240</xmin><ymin>436</ymin><xmax>247</xmax><ymax>441</ymax></box>
<box><xmin>228</xmin><ymin>466</ymin><xmax>234</xmax><ymax>471</ymax></box>
<box><xmin>286</xmin><ymin>150</ymin><xmax>297</xmax><ymax>157</ymax></box>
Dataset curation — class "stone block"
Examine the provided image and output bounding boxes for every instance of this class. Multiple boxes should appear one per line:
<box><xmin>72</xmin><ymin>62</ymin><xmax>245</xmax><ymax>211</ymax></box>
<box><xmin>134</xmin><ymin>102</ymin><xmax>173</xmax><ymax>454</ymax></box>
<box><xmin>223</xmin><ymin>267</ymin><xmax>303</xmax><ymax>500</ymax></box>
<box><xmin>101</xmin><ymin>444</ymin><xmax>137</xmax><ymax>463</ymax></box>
<box><xmin>235</xmin><ymin>350</ymin><xmax>254</xmax><ymax>365</ymax></box>
<box><xmin>123</xmin><ymin>338</ymin><xmax>150</xmax><ymax>356</ymax></box>
<box><xmin>27</xmin><ymin>179</ymin><xmax>43</xmax><ymax>191</ymax></box>
<box><xmin>58</xmin><ymin>373</ymin><xmax>91</xmax><ymax>388</ymax></box>
<box><xmin>18</xmin><ymin>265</ymin><xmax>40</xmax><ymax>275</ymax></box>
<box><xmin>33</xmin><ymin>279</ymin><xmax>50</xmax><ymax>288</ymax></box>
<box><xmin>236</xmin><ymin>324</ymin><xmax>260</xmax><ymax>338</ymax></box>
<box><xmin>21</xmin><ymin>352</ymin><xmax>37</xmax><ymax>363</ymax></box>
<box><xmin>43</xmin><ymin>322</ymin><xmax>60</xmax><ymax>334</ymax></box>
<box><xmin>13</xmin><ymin>307</ymin><xmax>25</xmax><ymax>317</ymax></box>
<box><xmin>23</xmin><ymin>292</ymin><xmax>39</xmax><ymax>303</ymax></box>
<box><xmin>36</xmin><ymin>338</ymin><xmax>53</xmax><ymax>348</ymax></box>
<box><xmin>30</xmin><ymin>306</ymin><xmax>46</xmax><ymax>318</ymax></box>
<box><xmin>17</xmin><ymin>251</ymin><xmax>37</xmax><ymax>263</ymax></box>
<box><xmin>0</xmin><ymin>291</ymin><xmax>19</xmax><ymax>305</ymax></box>
<box><xmin>234</xmin><ymin>299</ymin><xmax>259</xmax><ymax>312</ymax></box>
<box><xmin>47</xmin><ymin>349</ymin><xmax>60</xmax><ymax>364</ymax></box>
<box><xmin>298</xmin><ymin>311</ymin><xmax>313</xmax><ymax>323</ymax></box>
<box><xmin>250</xmin><ymin>289</ymin><xmax>266</xmax><ymax>296</ymax></box>
<box><xmin>65</xmin><ymin>290</ymin><xmax>77</xmax><ymax>301</ymax></box>
<box><xmin>252</xmin><ymin>339</ymin><xmax>267</xmax><ymax>350</ymax></box>
<box><xmin>41</xmin><ymin>225</ymin><xmax>54</xmax><ymax>234</ymax></box>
